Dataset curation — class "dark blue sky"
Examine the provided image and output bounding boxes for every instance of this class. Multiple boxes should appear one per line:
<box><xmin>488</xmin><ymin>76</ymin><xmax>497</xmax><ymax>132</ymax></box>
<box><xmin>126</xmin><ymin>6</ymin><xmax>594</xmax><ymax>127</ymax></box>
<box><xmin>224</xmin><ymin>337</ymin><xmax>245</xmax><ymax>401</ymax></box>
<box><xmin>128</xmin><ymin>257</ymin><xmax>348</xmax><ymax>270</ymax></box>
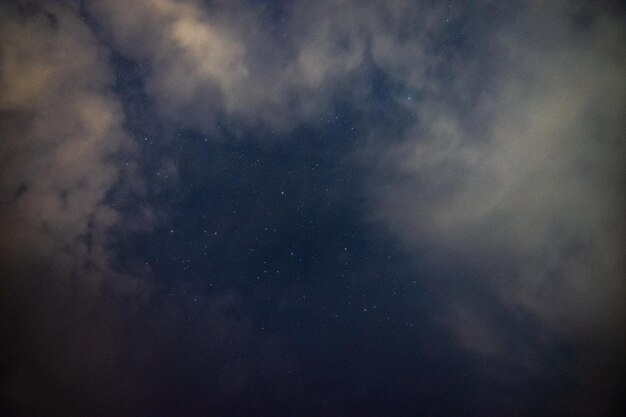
<box><xmin>1</xmin><ymin>1</ymin><xmax>624</xmax><ymax>416</ymax></box>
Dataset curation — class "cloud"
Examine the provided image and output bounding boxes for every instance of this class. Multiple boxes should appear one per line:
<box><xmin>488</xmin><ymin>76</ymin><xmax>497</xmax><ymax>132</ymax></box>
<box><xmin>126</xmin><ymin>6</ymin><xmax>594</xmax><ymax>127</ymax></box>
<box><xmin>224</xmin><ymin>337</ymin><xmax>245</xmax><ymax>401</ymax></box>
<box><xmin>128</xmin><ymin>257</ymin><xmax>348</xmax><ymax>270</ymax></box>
<box><xmin>86</xmin><ymin>0</ymin><xmax>250</xmax><ymax>131</ymax></box>
<box><xmin>2</xmin><ymin>0</ymin><xmax>623</xmax><ymax>415</ymax></box>
<box><xmin>367</xmin><ymin>2</ymin><xmax>625</xmax><ymax>412</ymax></box>
<box><xmin>0</xmin><ymin>2</ymin><xmax>142</xmax><ymax>414</ymax></box>
<box><xmin>372</xmin><ymin>0</ymin><xmax>625</xmax><ymax>332</ymax></box>
<box><xmin>0</xmin><ymin>5</ymin><xmax>295</xmax><ymax>415</ymax></box>
<box><xmin>85</xmin><ymin>0</ymin><xmax>450</xmax><ymax>132</ymax></box>
<box><xmin>87</xmin><ymin>0</ymin><xmax>624</xmax><ymax>366</ymax></box>
<box><xmin>0</xmin><ymin>1</ymin><xmax>135</xmax><ymax>269</ymax></box>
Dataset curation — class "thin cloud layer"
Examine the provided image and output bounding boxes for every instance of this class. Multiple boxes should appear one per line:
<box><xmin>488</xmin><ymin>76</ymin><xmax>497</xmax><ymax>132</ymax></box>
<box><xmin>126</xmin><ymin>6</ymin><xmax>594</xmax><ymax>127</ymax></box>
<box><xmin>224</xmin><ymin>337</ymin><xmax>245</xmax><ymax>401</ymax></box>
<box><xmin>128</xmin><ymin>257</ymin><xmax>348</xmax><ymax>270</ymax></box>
<box><xmin>86</xmin><ymin>0</ymin><xmax>624</xmax><ymax>330</ymax></box>
<box><xmin>0</xmin><ymin>2</ymin><xmax>141</xmax><ymax>413</ymax></box>
<box><xmin>86</xmin><ymin>0</ymin><xmax>450</xmax><ymax>131</ymax></box>
<box><xmin>0</xmin><ymin>4</ymin><xmax>294</xmax><ymax>415</ymax></box>
<box><xmin>372</xmin><ymin>1</ymin><xmax>625</xmax><ymax>336</ymax></box>
<box><xmin>0</xmin><ymin>1</ymin><xmax>132</xmax><ymax>273</ymax></box>
<box><xmin>369</xmin><ymin>3</ymin><xmax>625</xmax><ymax>413</ymax></box>
<box><xmin>1</xmin><ymin>0</ymin><xmax>624</xmax><ymax>416</ymax></box>
<box><xmin>90</xmin><ymin>0</ymin><xmax>625</xmax><ymax>405</ymax></box>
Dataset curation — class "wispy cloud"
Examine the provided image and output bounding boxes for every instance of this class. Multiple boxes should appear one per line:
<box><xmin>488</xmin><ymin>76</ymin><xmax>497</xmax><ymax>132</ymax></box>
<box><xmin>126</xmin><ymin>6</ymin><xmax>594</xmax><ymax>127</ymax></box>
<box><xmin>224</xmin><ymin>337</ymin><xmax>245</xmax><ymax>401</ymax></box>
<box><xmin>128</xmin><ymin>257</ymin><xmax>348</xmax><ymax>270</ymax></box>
<box><xmin>86</xmin><ymin>0</ymin><xmax>448</xmax><ymax>131</ymax></box>
<box><xmin>367</xmin><ymin>3</ymin><xmax>625</xmax><ymax>412</ymax></box>
<box><xmin>0</xmin><ymin>1</ymin><xmax>134</xmax><ymax>271</ymax></box>
<box><xmin>1</xmin><ymin>0</ymin><xmax>623</xmax><ymax>415</ymax></box>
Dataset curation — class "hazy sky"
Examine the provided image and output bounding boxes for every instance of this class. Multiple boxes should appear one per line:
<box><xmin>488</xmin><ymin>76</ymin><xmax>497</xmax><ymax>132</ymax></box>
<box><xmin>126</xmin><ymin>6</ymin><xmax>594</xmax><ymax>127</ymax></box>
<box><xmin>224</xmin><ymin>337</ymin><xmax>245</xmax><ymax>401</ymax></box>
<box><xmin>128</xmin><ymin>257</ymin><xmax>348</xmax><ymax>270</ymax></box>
<box><xmin>1</xmin><ymin>1</ymin><xmax>624</xmax><ymax>416</ymax></box>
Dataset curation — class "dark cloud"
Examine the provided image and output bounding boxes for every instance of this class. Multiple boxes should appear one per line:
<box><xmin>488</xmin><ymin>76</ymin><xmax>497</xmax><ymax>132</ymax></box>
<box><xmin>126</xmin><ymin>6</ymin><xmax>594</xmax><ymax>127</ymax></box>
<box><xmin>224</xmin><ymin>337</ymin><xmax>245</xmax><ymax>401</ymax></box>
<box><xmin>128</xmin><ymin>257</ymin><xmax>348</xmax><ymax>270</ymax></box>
<box><xmin>366</xmin><ymin>1</ymin><xmax>626</xmax><ymax>413</ymax></box>
<box><xmin>85</xmin><ymin>0</ymin><xmax>451</xmax><ymax>131</ymax></box>
<box><xmin>371</xmin><ymin>0</ymin><xmax>626</xmax><ymax>340</ymax></box>
<box><xmin>0</xmin><ymin>2</ymin><xmax>138</xmax><ymax>414</ymax></box>
<box><xmin>1</xmin><ymin>0</ymin><xmax>624</xmax><ymax>416</ymax></box>
<box><xmin>0</xmin><ymin>1</ymin><xmax>130</xmax><ymax>264</ymax></box>
<box><xmin>0</xmin><ymin>3</ymin><xmax>286</xmax><ymax>416</ymax></box>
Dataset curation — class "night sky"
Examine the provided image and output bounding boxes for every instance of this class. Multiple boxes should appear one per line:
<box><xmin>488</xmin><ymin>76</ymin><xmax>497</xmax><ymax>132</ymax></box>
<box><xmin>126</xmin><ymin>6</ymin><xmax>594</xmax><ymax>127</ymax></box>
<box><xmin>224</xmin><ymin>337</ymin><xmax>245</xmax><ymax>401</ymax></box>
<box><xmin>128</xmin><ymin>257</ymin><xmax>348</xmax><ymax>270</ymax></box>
<box><xmin>1</xmin><ymin>1</ymin><xmax>625</xmax><ymax>416</ymax></box>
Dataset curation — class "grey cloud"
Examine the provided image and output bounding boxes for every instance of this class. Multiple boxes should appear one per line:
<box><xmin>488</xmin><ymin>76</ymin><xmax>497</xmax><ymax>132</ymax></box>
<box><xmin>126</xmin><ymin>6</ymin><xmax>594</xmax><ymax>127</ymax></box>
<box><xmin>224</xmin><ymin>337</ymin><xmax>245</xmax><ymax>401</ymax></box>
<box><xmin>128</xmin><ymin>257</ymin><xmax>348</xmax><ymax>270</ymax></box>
<box><xmin>87</xmin><ymin>0</ymin><xmax>361</xmax><ymax>130</ymax></box>
<box><xmin>3</xmin><ymin>0</ymin><xmax>621</xmax><ymax>414</ymax></box>
<box><xmin>0</xmin><ymin>4</ymin><xmax>294</xmax><ymax>415</ymax></box>
<box><xmin>0</xmin><ymin>2</ymin><xmax>143</xmax><ymax>414</ymax></box>
<box><xmin>86</xmin><ymin>0</ymin><xmax>625</xmax><ymax>351</ymax></box>
<box><xmin>87</xmin><ymin>0</ymin><xmax>251</xmax><ymax>131</ymax></box>
<box><xmin>0</xmin><ymin>1</ymin><xmax>135</xmax><ymax>272</ymax></box>
<box><xmin>372</xmin><ymin>2</ymin><xmax>625</xmax><ymax>333</ymax></box>
<box><xmin>86</xmin><ymin>0</ymin><xmax>450</xmax><ymax>132</ymax></box>
<box><xmin>368</xmin><ymin>2</ymin><xmax>625</xmax><ymax>412</ymax></box>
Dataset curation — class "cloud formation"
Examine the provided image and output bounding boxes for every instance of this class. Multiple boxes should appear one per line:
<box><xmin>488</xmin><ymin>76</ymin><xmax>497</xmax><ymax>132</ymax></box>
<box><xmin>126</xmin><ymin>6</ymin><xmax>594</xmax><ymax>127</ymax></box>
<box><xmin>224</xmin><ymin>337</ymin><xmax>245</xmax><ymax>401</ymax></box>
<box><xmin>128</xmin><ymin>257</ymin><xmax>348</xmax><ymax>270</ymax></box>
<box><xmin>0</xmin><ymin>2</ymin><xmax>142</xmax><ymax>414</ymax></box>
<box><xmin>0</xmin><ymin>4</ymin><xmax>293</xmax><ymax>415</ymax></box>
<box><xmin>372</xmin><ymin>0</ymin><xmax>625</xmax><ymax>336</ymax></box>
<box><xmin>87</xmin><ymin>2</ymin><xmax>625</xmax><ymax>409</ymax></box>
<box><xmin>368</xmin><ymin>2</ymin><xmax>625</xmax><ymax>413</ymax></box>
<box><xmin>1</xmin><ymin>0</ymin><xmax>623</xmax><ymax>415</ymax></box>
<box><xmin>0</xmin><ymin>1</ymin><xmax>132</xmax><ymax>268</ymax></box>
<box><xmin>86</xmin><ymin>0</ymin><xmax>452</xmax><ymax>131</ymax></box>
